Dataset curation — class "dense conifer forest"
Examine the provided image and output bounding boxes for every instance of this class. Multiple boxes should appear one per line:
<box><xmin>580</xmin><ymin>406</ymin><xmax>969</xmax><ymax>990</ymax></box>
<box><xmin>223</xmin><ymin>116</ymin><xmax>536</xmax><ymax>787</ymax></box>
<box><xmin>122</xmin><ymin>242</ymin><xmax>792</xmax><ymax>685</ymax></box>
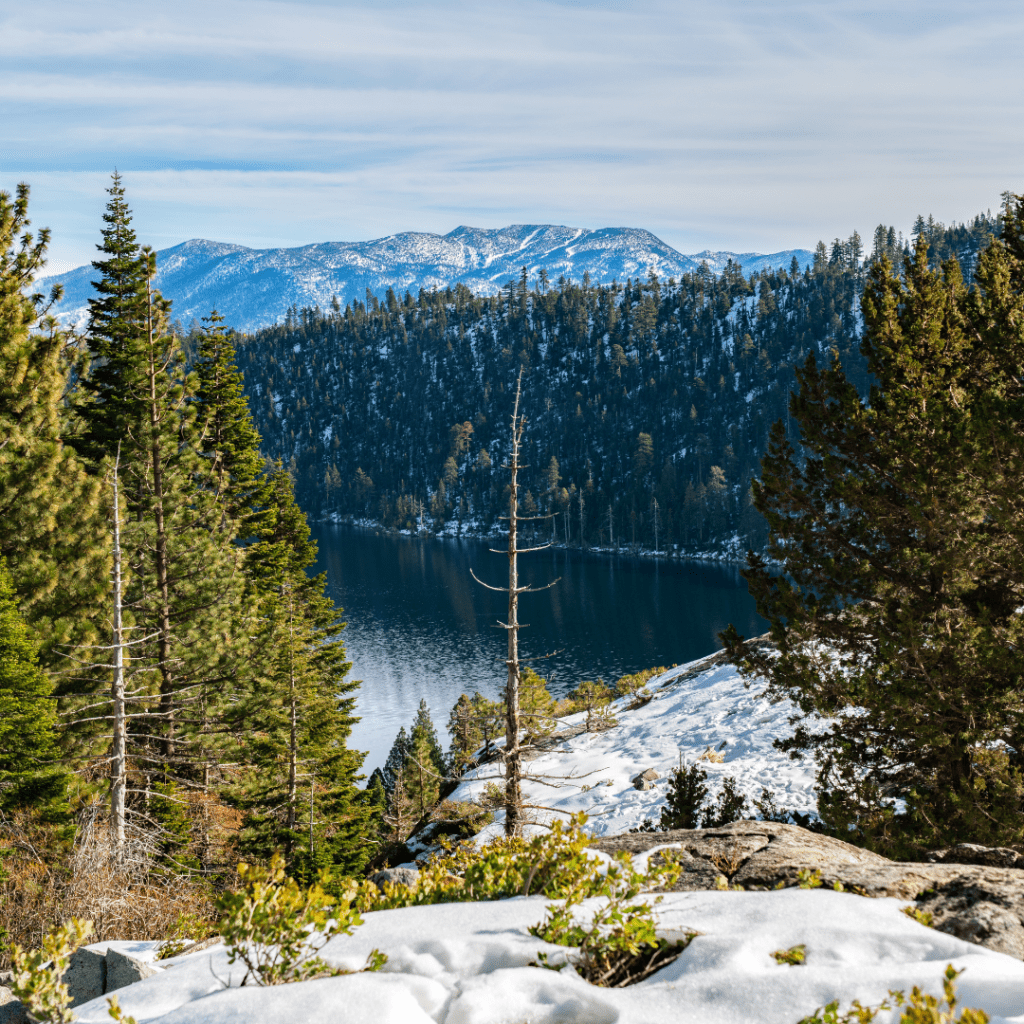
<box><xmin>235</xmin><ymin>215</ymin><xmax>997</xmax><ymax>554</ymax></box>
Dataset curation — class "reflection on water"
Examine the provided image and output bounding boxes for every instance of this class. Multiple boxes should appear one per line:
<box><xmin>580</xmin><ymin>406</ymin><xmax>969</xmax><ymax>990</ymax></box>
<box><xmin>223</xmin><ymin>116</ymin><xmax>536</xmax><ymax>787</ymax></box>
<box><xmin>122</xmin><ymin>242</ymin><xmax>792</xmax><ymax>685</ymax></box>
<box><xmin>311</xmin><ymin>525</ymin><xmax>768</xmax><ymax>774</ymax></box>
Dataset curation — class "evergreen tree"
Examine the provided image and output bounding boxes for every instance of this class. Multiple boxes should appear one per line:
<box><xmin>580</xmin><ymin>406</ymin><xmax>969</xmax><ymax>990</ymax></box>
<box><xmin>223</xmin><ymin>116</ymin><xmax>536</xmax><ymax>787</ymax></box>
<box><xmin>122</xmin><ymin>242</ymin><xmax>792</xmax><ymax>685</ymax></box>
<box><xmin>70</xmin><ymin>178</ymin><xmax>250</xmax><ymax>805</ymax></box>
<box><xmin>0</xmin><ymin>557</ymin><xmax>65</xmax><ymax>816</ymax></box>
<box><xmin>518</xmin><ymin>667</ymin><xmax>556</xmax><ymax>743</ymax></box>
<box><xmin>234</xmin><ymin>465</ymin><xmax>372</xmax><ymax>875</ymax></box>
<box><xmin>660</xmin><ymin>760</ymin><xmax>708</xmax><ymax>831</ymax></box>
<box><xmin>380</xmin><ymin>726</ymin><xmax>411</xmax><ymax>797</ymax></box>
<box><xmin>0</xmin><ymin>183</ymin><xmax>106</xmax><ymax>668</ymax></box>
<box><xmin>193</xmin><ymin>311</ymin><xmax>270</xmax><ymax>536</ymax></box>
<box><xmin>447</xmin><ymin>693</ymin><xmax>481</xmax><ymax>773</ymax></box>
<box><xmin>73</xmin><ymin>171</ymin><xmax>149</xmax><ymax>466</ymax></box>
<box><xmin>723</xmin><ymin>196</ymin><xmax>1024</xmax><ymax>853</ymax></box>
<box><xmin>401</xmin><ymin>699</ymin><xmax>445</xmax><ymax>818</ymax></box>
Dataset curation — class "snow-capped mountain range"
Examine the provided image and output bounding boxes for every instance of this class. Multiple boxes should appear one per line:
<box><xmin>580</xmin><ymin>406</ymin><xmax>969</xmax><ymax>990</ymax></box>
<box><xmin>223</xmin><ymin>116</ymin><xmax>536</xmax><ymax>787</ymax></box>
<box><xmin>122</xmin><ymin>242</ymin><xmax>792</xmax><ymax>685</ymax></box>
<box><xmin>41</xmin><ymin>224</ymin><xmax>813</xmax><ymax>333</ymax></box>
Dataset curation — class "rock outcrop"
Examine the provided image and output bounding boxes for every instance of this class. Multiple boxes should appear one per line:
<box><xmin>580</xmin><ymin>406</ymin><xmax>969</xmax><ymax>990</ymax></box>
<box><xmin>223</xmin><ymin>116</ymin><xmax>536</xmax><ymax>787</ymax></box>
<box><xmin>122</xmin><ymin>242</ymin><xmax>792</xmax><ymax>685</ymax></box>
<box><xmin>590</xmin><ymin>820</ymin><xmax>1024</xmax><ymax>960</ymax></box>
<box><xmin>104</xmin><ymin>950</ymin><xmax>158</xmax><ymax>993</ymax></box>
<box><xmin>0</xmin><ymin>945</ymin><xmax>166</xmax><ymax>1021</ymax></box>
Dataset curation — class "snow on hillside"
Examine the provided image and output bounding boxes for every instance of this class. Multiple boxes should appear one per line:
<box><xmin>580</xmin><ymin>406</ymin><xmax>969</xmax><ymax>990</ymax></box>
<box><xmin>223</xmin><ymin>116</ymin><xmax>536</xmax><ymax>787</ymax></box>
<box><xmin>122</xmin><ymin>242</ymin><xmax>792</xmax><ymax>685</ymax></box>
<box><xmin>449</xmin><ymin>650</ymin><xmax>819</xmax><ymax>841</ymax></box>
<box><xmin>71</xmin><ymin>894</ymin><xmax>1024</xmax><ymax>1023</ymax></box>
<box><xmin>39</xmin><ymin>225</ymin><xmax>814</xmax><ymax>332</ymax></box>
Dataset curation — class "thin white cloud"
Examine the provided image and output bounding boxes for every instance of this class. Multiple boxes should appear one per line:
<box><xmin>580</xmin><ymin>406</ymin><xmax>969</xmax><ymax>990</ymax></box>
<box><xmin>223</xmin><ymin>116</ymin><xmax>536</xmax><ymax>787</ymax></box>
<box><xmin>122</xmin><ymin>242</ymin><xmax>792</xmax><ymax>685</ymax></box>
<box><xmin>3</xmin><ymin>0</ymin><xmax>1022</xmax><ymax>270</ymax></box>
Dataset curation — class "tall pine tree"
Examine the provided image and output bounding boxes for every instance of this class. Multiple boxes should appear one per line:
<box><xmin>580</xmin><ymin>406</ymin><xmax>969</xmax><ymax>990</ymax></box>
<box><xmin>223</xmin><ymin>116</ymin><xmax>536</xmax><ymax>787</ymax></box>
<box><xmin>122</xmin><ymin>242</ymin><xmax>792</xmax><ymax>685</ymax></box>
<box><xmin>724</xmin><ymin>194</ymin><xmax>1024</xmax><ymax>854</ymax></box>
<box><xmin>0</xmin><ymin>556</ymin><xmax>66</xmax><ymax>817</ymax></box>
<box><xmin>70</xmin><ymin>177</ymin><xmax>250</xmax><ymax>810</ymax></box>
<box><xmin>0</xmin><ymin>183</ymin><xmax>106</xmax><ymax>670</ymax></box>
<box><xmin>232</xmin><ymin>464</ymin><xmax>373</xmax><ymax>875</ymax></box>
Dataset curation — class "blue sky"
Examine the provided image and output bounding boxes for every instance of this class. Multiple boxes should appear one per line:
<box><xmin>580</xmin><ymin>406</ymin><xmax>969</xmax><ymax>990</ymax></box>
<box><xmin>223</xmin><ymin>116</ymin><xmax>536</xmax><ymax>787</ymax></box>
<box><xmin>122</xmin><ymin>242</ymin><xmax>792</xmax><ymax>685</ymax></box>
<box><xmin>3</xmin><ymin>0</ymin><xmax>1022</xmax><ymax>273</ymax></box>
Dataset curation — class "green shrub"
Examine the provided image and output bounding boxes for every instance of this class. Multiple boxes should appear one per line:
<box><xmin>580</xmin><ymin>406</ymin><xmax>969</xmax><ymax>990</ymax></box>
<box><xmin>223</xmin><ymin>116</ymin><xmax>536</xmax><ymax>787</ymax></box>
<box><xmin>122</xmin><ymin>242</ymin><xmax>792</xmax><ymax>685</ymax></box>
<box><xmin>701</xmin><ymin>775</ymin><xmax>749</xmax><ymax>827</ymax></box>
<box><xmin>902</xmin><ymin>906</ymin><xmax>934</xmax><ymax>928</ymax></box>
<box><xmin>351</xmin><ymin>814</ymin><xmax>604</xmax><ymax>911</ymax></box>
<box><xmin>773</xmin><ymin>944</ymin><xmax>806</xmax><ymax>965</ymax></box>
<box><xmin>217</xmin><ymin>853</ymin><xmax>385</xmax><ymax>985</ymax></box>
<box><xmin>8</xmin><ymin>917</ymin><xmax>93</xmax><ymax>1024</ymax></box>
<box><xmin>797</xmin><ymin>964</ymin><xmax>989</xmax><ymax>1023</ymax></box>
<box><xmin>529</xmin><ymin>844</ymin><xmax>695</xmax><ymax>986</ymax></box>
<box><xmin>660</xmin><ymin>761</ymin><xmax>710</xmax><ymax>830</ymax></box>
<box><xmin>615</xmin><ymin>667</ymin><xmax>666</xmax><ymax>700</ymax></box>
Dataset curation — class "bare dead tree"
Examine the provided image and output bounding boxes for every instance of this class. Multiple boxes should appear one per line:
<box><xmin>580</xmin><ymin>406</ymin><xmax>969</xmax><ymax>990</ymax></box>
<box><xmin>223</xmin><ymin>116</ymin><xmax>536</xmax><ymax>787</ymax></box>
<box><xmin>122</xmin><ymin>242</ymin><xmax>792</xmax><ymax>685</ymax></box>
<box><xmin>110</xmin><ymin>445</ymin><xmax>127</xmax><ymax>859</ymax></box>
<box><xmin>470</xmin><ymin>371</ymin><xmax>559</xmax><ymax>837</ymax></box>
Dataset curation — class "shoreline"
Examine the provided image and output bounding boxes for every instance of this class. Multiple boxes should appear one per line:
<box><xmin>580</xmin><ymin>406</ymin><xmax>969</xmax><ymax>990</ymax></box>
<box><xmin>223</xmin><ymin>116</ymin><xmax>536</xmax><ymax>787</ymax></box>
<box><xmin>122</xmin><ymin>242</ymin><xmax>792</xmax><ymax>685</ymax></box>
<box><xmin>316</xmin><ymin>513</ymin><xmax>754</xmax><ymax>567</ymax></box>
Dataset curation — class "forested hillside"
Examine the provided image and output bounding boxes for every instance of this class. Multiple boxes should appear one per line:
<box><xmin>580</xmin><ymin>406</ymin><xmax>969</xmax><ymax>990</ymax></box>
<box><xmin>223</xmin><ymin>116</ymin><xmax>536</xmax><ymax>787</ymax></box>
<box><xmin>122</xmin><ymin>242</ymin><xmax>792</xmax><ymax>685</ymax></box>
<box><xmin>235</xmin><ymin>214</ymin><xmax>996</xmax><ymax>554</ymax></box>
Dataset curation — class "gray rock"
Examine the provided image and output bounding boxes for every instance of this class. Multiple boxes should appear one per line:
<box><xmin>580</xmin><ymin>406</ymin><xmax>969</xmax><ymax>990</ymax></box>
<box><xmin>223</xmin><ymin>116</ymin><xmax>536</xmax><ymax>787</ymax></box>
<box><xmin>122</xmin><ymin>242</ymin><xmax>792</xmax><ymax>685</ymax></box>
<box><xmin>590</xmin><ymin>820</ymin><xmax>1024</xmax><ymax>960</ymax></box>
<box><xmin>63</xmin><ymin>947</ymin><xmax>106</xmax><ymax>1008</ymax></box>
<box><xmin>370</xmin><ymin>866</ymin><xmax>420</xmax><ymax>892</ymax></box>
<box><xmin>927</xmin><ymin>899</ymin><xmax>1024</xmax><ymax>960</ymax></box>
<box><xmin>104</xmin><ymin>949</ymin><xmax>158</xmax><ymax>993</ymax></box>
<box><xmin>631</xmin><ymin>768</ymin><xmax>661</xmax><ymax>791</ymax></box>
<box><xmin>0</xmin><ymin>989</ymin><xmax>28</xmax><ymax>1024</ymax></box>
<box><xmin>0</xmin><ymin>975</ymin><xmax>12</xmax><ymax>988</ymax></box>
<box><xmin>927</xmin><ymin>843</ymin><xmax>1024</xmax><ymax>869</ymax></box>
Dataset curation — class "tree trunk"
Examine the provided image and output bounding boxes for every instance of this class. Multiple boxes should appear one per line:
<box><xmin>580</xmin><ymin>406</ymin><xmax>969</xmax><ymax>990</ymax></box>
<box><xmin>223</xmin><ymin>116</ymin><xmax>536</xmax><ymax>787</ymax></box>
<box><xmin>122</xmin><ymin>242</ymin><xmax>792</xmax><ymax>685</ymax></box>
<box><xmin>503</xmin><ymin>386</ymin><xmax>524</xmax><ymax>838</ymax></box>
<box><xmin>145</xmin><ymin>271</ymin><xmax>175</xmax><ymax>763</ymax></box>
<box><xmin>110</xmin><ymin>447</ymin><xmax>126</xmax><ymax>861</ymax></box>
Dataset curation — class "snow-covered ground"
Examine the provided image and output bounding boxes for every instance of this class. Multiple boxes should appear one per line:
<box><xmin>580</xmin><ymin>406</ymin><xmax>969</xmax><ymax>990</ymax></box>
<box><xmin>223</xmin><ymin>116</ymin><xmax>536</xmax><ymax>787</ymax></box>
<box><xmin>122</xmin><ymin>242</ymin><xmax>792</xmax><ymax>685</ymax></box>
<box><xmin>57</xmin><ymin>654</ymin><xmax>1024</xmax><ymax>1022</ymax></box>
<box><xmin>72</xmin><ymin>891</ymin><xmax>1024</xmax><ymax>1023</ymax></box>
<box><xmin>449</xmin><ymin>653</ymin><xmax>819</xmax><ymax>841</ymax></box>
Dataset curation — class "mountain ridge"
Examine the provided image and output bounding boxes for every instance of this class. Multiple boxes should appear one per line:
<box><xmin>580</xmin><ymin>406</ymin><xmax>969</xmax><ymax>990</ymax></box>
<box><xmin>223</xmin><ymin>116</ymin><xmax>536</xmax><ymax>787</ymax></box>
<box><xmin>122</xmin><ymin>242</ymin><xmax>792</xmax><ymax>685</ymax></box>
<box><xmin>40</xmin><ymin>224</ymin><xmax>814</xmax><ymax>333</ymax></box>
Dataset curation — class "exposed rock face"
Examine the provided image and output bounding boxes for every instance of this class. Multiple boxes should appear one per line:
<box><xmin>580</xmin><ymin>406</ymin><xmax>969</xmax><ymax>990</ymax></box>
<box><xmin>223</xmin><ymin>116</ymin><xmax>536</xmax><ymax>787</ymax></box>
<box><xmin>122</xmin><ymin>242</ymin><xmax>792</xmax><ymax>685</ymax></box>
<box><xmin>631</xmin><ymin>769</ymin><xmax>662</xmax><ymax>791</ymax></box>
<box><xmin>63</xmin><ymin>947</ymin><xmax>106</xmax><ymax>1007</ymax></box>
<box><xmin>590</xmin><ymin>820</ymin><xmax>1024</xmax><ymax>960</ymax></box>
<box><xmin>927</xmin><ymin>844</ymin><xmax>1024</xmax><ymax>870</ymax></box>
<box><xmin>0</xmin><ymin>987</ymin><xmax>28</xmax><ymax>1024</ymax></box>
<box><xmin>105</xmin><ymin>949</ymin><xmax>158</xmax><ymax>993</ymax></box>
<box><xmin>371</xmin><ymin>866</ymin><xmax>421</xmax><ymax>892</ymax></box>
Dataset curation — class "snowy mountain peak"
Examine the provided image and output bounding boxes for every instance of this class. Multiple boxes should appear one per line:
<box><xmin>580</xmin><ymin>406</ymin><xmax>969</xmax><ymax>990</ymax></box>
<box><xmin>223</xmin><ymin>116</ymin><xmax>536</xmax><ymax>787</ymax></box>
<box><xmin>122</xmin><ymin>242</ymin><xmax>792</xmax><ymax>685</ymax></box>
<box><xmin>41</xmin><ymin>225</ymin><xmax>813</xmax><ymax>333</ymax></box>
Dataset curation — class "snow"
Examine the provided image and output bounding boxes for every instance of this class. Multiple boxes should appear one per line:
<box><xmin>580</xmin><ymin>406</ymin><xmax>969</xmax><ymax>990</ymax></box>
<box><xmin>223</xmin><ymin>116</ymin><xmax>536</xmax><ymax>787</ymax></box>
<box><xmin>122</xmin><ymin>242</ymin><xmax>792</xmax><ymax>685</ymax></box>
<box><xmin>60</xmin><ymin>656</ymin><xmax>1024</xmax><ymax>1022</ymax></box>
<box><xmin>42</xmin><ymin>227</ymin><xmax>814</xmax><ymax>333</ymax></box>
<box><xmin>449</xmin><ymin>657</ymin><xmax>820</xmax><ymax>840</ymax></box>
<box><xmin>72</xmin><ymin>891</ymin><xmax>1024</xmax><ymax>1023</ymax></box>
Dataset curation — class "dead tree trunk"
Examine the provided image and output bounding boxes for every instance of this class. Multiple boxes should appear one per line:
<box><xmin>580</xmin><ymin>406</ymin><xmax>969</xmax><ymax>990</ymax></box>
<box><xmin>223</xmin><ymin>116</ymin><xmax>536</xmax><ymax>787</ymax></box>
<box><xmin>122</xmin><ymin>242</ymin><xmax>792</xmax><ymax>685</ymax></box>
<box><xmin>470</xmin><ymin>371</ymin><xmax>559</xmax><ymax>838</ymax></box>
<box><xmin>110</xmin><ymin>446</ymin><xmax>127</xmax><ymax>861</ymax></box>
<box><xmin>503</xmin><ymin>387</ymin><xmax>524</xmax><ymax>836</ymax></box>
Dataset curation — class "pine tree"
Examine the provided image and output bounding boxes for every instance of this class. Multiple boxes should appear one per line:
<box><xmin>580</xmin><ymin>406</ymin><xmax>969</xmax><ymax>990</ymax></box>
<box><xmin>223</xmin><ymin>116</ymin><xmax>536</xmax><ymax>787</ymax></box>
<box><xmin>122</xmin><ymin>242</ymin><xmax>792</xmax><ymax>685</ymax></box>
<box><xmin>447</xmin><ymin>694</ymin><xmax>481</xmax><ymax>773</ymax></box>
<box><xmin>0</xmin><ymin>183</ymin><xmax>106</xmax><ymax>668</ymax></box>
<box><xmin>72</xmin><ymin>171</ymin><xmax>149</xmax><ymax>466</ymax></box>
<box><xmin>0</xmin><ymin>557</ymin><xmax>65</xmax><ymax>816</ymax></box>
<box><xmin>402</xmin><ymin>699</ymin><xmax>444</xmax><ymax>819</ymax></box>
<box><xmin>723</xmin><ymin>196</ymin><xmax>1024</xmax><ymax>853</ymax></box>
<box><xmin>233</xmin><ymin>465</ymin><xmax>372</xmax><ymax>875</ymax></box>
<box><xmin>193</xmin><ymin>311</ymin><xmax>267</xmax><ymax>533</ymax></box>
<box><xmin>69</xmin><ymin>179</ymin><xmax>250</xmax><ymax>808</ymax></box>
<box><xmin>660</xmin><ymin>760</ymin><xmax>708</xmax><ymax>830</ymax></box>
<box><xmin>380</xmin><ymin>726</ymin><xmax>411</xmax><ymax>797</ymax></box>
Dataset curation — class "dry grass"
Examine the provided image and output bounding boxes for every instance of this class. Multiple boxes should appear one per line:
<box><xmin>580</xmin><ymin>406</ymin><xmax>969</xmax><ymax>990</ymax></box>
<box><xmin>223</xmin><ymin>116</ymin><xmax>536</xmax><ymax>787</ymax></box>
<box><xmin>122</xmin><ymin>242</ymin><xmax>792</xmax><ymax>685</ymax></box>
<box><xmin>0</xmin><ymin>802</ymin><xmax>216</xmax><ymax>969</ymax></box>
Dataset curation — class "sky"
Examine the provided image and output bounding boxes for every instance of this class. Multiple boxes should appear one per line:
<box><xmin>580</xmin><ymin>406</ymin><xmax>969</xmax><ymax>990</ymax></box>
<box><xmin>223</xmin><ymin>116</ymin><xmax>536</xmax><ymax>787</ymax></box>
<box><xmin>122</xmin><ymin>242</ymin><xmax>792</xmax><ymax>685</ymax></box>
<box><xmin>3</xmin><ymin>0</ymin><xmax>1023</xmax><ymax>274</ymax></box>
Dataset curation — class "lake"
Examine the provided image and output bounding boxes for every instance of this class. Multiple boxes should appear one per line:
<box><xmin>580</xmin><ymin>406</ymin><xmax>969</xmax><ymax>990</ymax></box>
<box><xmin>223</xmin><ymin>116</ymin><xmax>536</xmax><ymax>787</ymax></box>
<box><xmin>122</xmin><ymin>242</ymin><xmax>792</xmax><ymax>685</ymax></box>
<box><xmin>310</xmin><ymin>524</ymin><xmax>768</xmax><ymax>774</ymax></box>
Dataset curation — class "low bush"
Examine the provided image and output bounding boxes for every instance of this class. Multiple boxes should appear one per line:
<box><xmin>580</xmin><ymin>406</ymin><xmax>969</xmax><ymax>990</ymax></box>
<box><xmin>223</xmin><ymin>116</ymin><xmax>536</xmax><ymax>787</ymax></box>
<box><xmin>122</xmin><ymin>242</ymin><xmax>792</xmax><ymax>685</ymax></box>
<box><xmin>7</xmin><ymin>917</ymin><xmax>93</xmax><ymax>1024</ymax></box>
<box><xmin>0</xmin><ymin>806</ymin><xmax>215</xmax><ymax>972</ymax></box>
<box><xmin>773</xmin><ymin>944</ymin><xmax>806</xmax><ymax>965</ymax></box>
<box><xmin>529</xmin><ymin>842</ymin><xmax>695</xmax><ymax>986</ymax></box>
<box><xmin>797</xmin><ymin>964</ymin><xmax>988</xmax><ymax>1023</ymax></box>
<box><xmin>217</xmin><ymin>853</ymin><xmax>385</xmax><ymax>986</ymax></box>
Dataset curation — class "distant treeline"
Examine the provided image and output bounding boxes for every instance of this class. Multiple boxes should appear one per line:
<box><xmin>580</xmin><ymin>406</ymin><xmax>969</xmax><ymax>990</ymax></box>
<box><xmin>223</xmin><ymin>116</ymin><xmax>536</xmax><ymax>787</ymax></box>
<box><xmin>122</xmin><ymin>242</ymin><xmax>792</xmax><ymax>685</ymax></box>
<box><xmin>232</xmin><ymin>213</ymin><xmax>997</xmax><ymax>554</ymax></box>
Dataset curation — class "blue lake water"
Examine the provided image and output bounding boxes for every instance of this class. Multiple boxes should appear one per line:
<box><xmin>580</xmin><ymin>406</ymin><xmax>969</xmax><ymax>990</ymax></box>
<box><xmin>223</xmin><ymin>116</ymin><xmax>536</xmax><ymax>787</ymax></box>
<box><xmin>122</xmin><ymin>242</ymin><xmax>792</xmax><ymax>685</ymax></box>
<box><xmin>310</xmin><ymin>525</ymin><xmax>768</xmax><ymax>774</ymax></box>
